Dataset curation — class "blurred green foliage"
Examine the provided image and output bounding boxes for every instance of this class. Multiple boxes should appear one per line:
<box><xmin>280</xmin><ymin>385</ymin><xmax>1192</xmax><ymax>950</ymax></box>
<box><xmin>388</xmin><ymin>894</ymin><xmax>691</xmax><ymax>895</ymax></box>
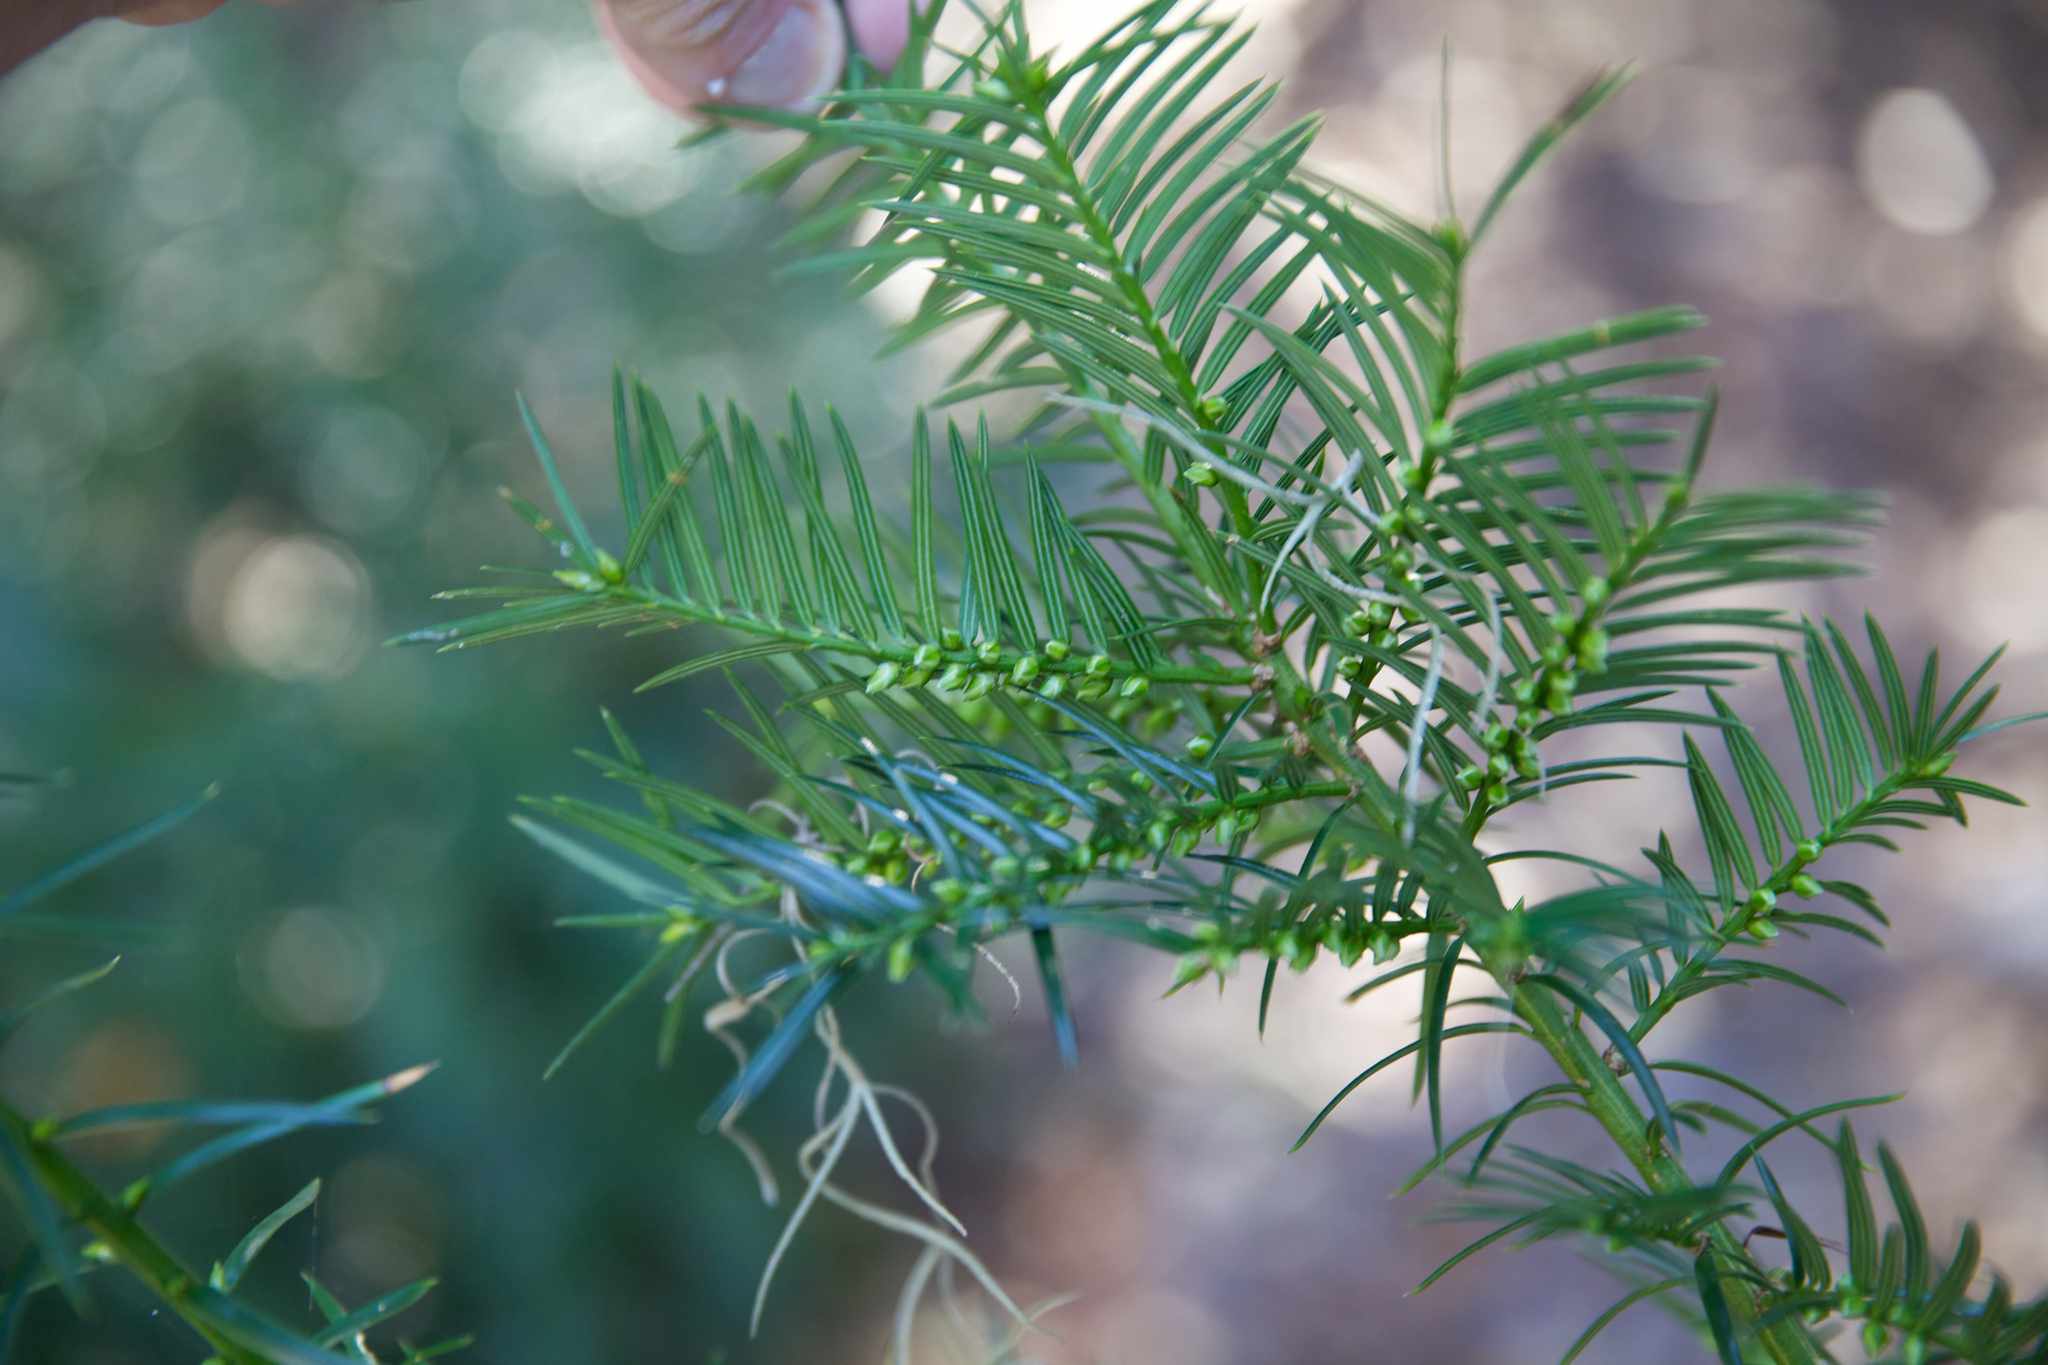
<box><xmin>0</xmin><ymin>2</ymin><xmax>947</xmax><ymax>1359</ymax></box>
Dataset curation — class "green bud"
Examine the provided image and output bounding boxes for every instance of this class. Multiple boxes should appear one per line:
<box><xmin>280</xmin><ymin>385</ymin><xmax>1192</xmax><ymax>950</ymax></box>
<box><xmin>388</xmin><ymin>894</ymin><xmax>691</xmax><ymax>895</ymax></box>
<box><xmin>976</xmin><ymin>638</ymin><xmax>1002</xmax><ymax>665</ymax></box>
<box><xmin>1484</xmin><ymin>781</ymin><xmax>1510</xmax><ymax>806</ymax></box>
<box><xmin>1576</xmin><ymin>627</ymin><xmax>1609</xmax><ymax>674</ymax></box>
<box><xmin>1038</xmin><ymin>675</ymin><xmax>1066</xmax><ymax>700</ymax></box>
<box><xmin>866</xmin><ymin>829</ymin><xmax>901</xmax><ymax>856</ymax></box>
<box><xmin>936</xmin><ymin>663</ymin><xmax>970</xmax><ymax>692</ymax></box>
<box><xmin>1862</xmin><ymin>1322</ymin><xmax>1889</xmax><ymax>1357</ymax></box>
<box><xmin>1399</xmin><ymin>461</ymin><xmax>1428</xmax><ymax>493</ymax></box>
<box><xmin>1790</xmin><ymin>873</ymin><xmax>1822</xmax><ymax>899</ymax></box>
<box><xmin>1745</xmin><ymin>887</ymin><xmax>1778</xmax><ymax>916</ymax></box>
<box><xmin>1515</xmin><ymin>752</ymin><xmax>1541</xmax><ymax>780</ymax></box>
<box><xmin>1747</xmin><ymin>918</ymin><xmax>1779</xmax><ymax>941</ymax></box>
<box><xmin>1043</xmin><ymin>638</ymin><xmax>1071</xmax><ymax>661</ymax></box>
<box><xmin>1335</xmin><ymin>655</ymin><xmax>1364</xmax><ymax>680</ymax></box>
<box><xmin>865</xmin><ymin>662</ymin><xmax>901</xmax><ymax>694</ymax></box>
<box><xmin>931</xmin><ymin>878</ymin><xmax>968</xmax><ymax>905</ymax></box>
<box><xmin>1345</xmin><ymin>609</ymin><xmax>1373</xmax><ymax>636</ymax></box>
<box><xmin>1455</xmin><ymin>764</ymin><xmax>1485</xmax><ymax>790</ymax></box>
<box><xmin>1579</xmin><ymin>575</ymin><xmax>1611</xmax><ymax>609</ymax></box>
<box><xmin>1663</xmin><ymin>478</ymin><xmax>1690</xmax><ymax>513</ymax></box>
<box><xmin>1487</xmin><ymin>753</ymin><xmax>1512</xmax><ymax>781</ymax></box>
<box><xmin>1140</xmin><ymin>704</ymin><xmax>1175</xmax><ymax>738</ymax></box>
<box><xmin>887</xmin><ymin>937</ymin><xmax>916</xmax><ymax>982</ymax></box>
<box><xmin>1916</xmin><ymin>750</ymin><xmax>1957</xmax><ymax>779</ymax></box>
<box><xmin>1010</xmin><ymin>654</ymin><xmax>1041</xmax><ymax>685</ymax></box>
<box><xmin>553</xmin><ymin>569</ymin><xmax>601</xmax><ymax>592</ymax></box>
<box><xmin>973</xmin><ymin>76</ymin><xmax>1013</xmax><ymax>101</ymax></box>
<box><xmin>1795</xmin><ymin>837</ymin><xmax>1824</xmax><ymax>863</ymax></box>
<box><xmin>962</xmin><ymin>673</ymin><xmax>995</xmax><ymax>701</ymax></box>
<box><xmin>911</xmin><ymin>643</ymin><xmax>942</xmax><ymax>670</ymax></box>
<box><xmin>1119</xmin><ymin>674</ymin><xmax>1151</xmax><ymax>700</ymax></box>
<box><xmin>1147</xmin><ymin>820</ymin><xmax>1171</xmax><ymax>851</ymax></box>
<box><xmin>595</xmin><ymin>549</ymin><xmax>624</xmax><ymax>584</ymax></box>
<box><xmin>1109</xmin><ymin>696</ymin><xmax>1142</xmax><ymax>723</ymax></box>
<box><xmin>1185</xmin><ymin>734</ymin><xmax>1215</xmax><ymax>760</ymax></box>
<box><xmin>1184</xmin><ymin>462</ymin><xmax>1220</xmax><ymax>486</ymax></box>
<box><xmin>1086</xmin><ymin>652</ymin><xmax>1114</xmax><ymax>676</ymax></box>
<box><xmin>1196</xmin><ymin>395</ymin><xmax>1230</xmax><ymax>425</ymax></box>
<box><xmin>989</xmin><ymin>855</ymin><xmax>1022</xmax><ymax>879</ymax></box>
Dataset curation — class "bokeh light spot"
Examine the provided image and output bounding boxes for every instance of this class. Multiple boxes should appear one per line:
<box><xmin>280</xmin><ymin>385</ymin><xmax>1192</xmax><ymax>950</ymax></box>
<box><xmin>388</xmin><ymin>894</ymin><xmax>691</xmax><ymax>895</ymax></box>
<box><xmin>1953</xmin><ymin>506</ymin><xmax>2048</xmax><ymax>656</ymax></box>
<box><xmin>2003</xmin><ymin>195</ymin><xmax>2048</xmax><ymax>339</ymax></box>
<box><xmin>133</xmin><ymin>96</ymin><xmax>251</xmax><ymax>228</ymax></box>
<box><xmin>302</xmin><ymin>403</ymin><xmax>435</xmax><ymax>534</ymax></box>
<box><xmin>1856</xmin><ymin>88</ymin><xmax>1994</xmax><ymax>235</ymax></box>
<box><xmin>204</xmin><ymin>533</ymin><xmax>372</xmax><ymax>681</ymax></box>
<box><xmin>241</xmin><ymin>905</ymin><xmax>386</xmax><ymax>1030</ymax></box>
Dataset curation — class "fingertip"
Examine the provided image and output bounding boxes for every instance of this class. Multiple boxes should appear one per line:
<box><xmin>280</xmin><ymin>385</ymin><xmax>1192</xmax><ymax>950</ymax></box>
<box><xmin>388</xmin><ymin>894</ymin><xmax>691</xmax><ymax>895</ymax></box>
<box><xmin>844</xmin><ymin>0</ymin><xmax>921</xmax><ymax>74</ymax></box>
<box><xmin>597</xmin><ymin>0</ymin><xmax>846</xmax><ymax>117</ymax></box>
<box><xmin>121</xmin><ymin>0</ymin><xmax>231</xmax><ymax>25</ymax></box>
<box><xmin>721</xmin><ymin>0</ymin><xmax>844</xmax><ymax>107</ymax></box>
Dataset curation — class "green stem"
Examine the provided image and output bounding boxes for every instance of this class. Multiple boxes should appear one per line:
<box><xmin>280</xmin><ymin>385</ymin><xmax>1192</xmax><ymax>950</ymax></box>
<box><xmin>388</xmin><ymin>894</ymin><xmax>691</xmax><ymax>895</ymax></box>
<box><xmin>1419</xmin><ymin>226</ymin><xmax>1810</xmax><ymax>1364</ymax></box>
<box><xmin>480</xmin><ymin>582</ymin><xmax>1259</xmax><ymax>691</ymax></box>
<box><xmin>1490</xmin><ymin>967</ymin><xmax>1813</xmax><ymax>1363</ymax></box>
<box><xmin>0</xmin><ymin>1098</ymin><xmax>267</xmax><ymax>1365</ymax></box>
<box><xmin>1630</xmin><ymin>773</ymin><xmax>1907</xmax><ymax>1044</ymax></box>
<box><xmin>1011</xmin><ymin>80</ymin><xmax>1258</xmax><ymax>548</ymax></box>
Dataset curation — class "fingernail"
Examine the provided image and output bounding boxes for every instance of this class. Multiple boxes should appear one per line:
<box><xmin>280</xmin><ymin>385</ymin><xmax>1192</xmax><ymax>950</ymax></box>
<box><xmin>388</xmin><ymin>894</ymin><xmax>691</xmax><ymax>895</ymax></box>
<box><xmin>721</xmin><ymin>0</ymin><xmax>844</xmax><ymax>108</ymax></box>
<box><xmin>845</xmin><ymin>0</ymin><xmax>931</xmax><ymax>73</ymax></box>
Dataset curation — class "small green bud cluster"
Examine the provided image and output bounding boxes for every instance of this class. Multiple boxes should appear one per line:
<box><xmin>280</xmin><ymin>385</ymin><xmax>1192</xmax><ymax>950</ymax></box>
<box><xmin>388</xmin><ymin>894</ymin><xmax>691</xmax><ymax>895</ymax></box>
<box><xmin>862</xmin><ymin>639</ymin><xmax>1153</xmax><ymax>705</ymax></box>
<box><xmin>1731</xmin><ymin>836</ymin><xmax>1832</xmax><ymax>939</ymax></box>
<box><xmin>1456</xmin><ymin>716</ymin><xmax>1543</xmax><ymax>808</ymax></box>
<box><xmin>1821</xmin><ymin>1275</ymin><xmax>1928</xmax><ymax>1364</ymax></box>
<box><xmin>1172</xmin><ymin>910</ymin><xmax>1406</xmax><ymax>991</ymax></box>
<box><xmin>1339</xmin><ymin>600</ymin><xmax>1400</xmax><ymax>658</ymax></box>
<box><xmin>1741</xmin><ymin>886</ymin><xmax>1779</xmax><ymax>941</ymax></box>
<box><xmin>971</xmin><ymin>53</ymin><xmax>1051</xmax><ymax>105</ymax></box>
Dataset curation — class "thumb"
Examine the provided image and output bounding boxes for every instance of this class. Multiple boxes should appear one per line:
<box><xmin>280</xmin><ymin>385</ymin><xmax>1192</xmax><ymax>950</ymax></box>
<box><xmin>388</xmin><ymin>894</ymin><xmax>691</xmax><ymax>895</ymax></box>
<box><xmin>596</xmin><ymin>0</ymin><xmax>847</xmax><ymax>116</ymax></box>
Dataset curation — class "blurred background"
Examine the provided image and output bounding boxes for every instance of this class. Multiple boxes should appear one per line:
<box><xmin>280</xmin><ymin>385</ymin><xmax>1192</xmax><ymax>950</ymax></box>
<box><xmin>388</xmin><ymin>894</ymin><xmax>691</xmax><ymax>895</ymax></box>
<box><xmin>1</xmin><ymin>0</ymin><xmax>2044</xmax><ymax>1361</ymax></box>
